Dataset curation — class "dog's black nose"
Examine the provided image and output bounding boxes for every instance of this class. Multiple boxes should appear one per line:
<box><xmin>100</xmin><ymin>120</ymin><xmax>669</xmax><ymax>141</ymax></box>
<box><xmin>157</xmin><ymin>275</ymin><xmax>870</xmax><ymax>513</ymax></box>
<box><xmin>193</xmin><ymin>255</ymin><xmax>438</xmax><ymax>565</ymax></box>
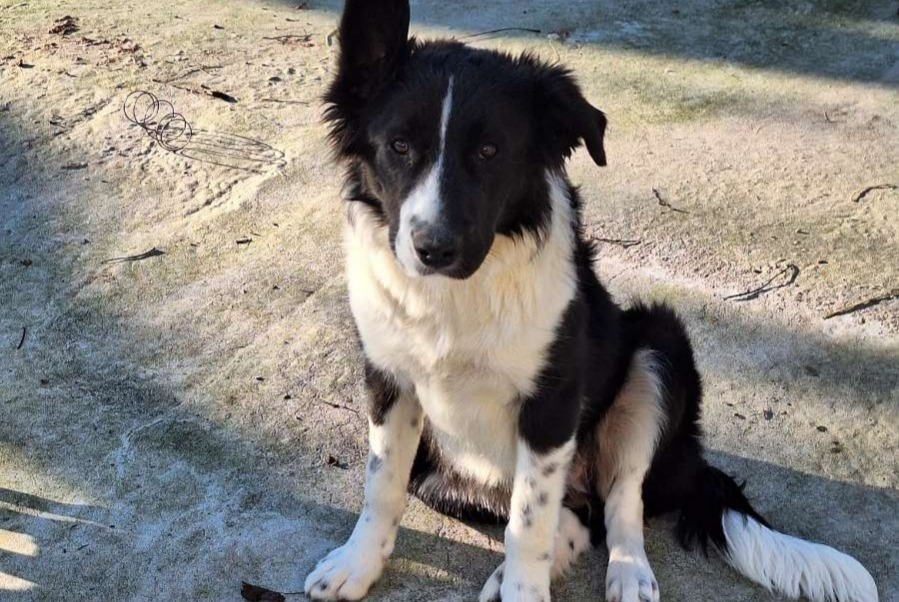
<box><xmin>412</xmin><ymin>227</ymin><xmax>459</xmax><ymax>269</ymax></box>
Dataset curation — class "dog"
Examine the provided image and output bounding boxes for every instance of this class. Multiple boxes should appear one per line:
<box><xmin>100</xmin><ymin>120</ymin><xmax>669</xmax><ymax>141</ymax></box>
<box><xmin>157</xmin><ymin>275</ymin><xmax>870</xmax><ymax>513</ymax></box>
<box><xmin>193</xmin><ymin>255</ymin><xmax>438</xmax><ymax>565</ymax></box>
<box><xmin>303</xmin><ymin>1</ymin><xmax>879</xmax><ymax>600</ymax></box>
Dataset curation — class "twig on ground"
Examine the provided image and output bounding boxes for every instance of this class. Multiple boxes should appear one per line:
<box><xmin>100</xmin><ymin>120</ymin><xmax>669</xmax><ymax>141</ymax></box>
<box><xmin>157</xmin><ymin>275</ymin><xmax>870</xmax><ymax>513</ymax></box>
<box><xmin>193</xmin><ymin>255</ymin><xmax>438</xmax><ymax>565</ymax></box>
<box><xmin>823</xmin><ymin>289</ymin><xmax>899</xmax><ymax>320</ymax></box>
<box><xmin>652</xmin><ymin>188</ymin><xmax>689</xmax><ymax>214</ymax></box>
<box><xmin>850</xmin><ymin>183</ymin><xmax>897</xmax><ymax>204</ymax></box>
<box><xmin>155</xmin><ymin>65</ymin><xmax>223</xmax><ymax>85</ymax></box>
<box><xmin>591</xmin><ymin>236</ymin><xmax>642</xmax><ymax>249</ymax></box>
<box><xmin>102</xmin><ymin>247</ymin><xmax>165</xmax><ymax>264</ymax></box>
<box><xmin>260</xmin><ymin>98</ymin><xmax>309</xmax><ymax>105</ymax></box>
<box><xmin>457</xmin><ymin>27</ymin><xmax>541</xmax><ymax>40</ymax></box>
<box><xmin>263</xmin><ymin>34</ymin><xmax>312</xmax><ymax>44</ymax></box>
<box><xmin>314</xmin><ymin>399</ymin><xmax>360</xmax><ymax>415</ymax></box>
<box><xmin>16</xmin><ymin>326</ymin><xmax>26</xmax><ymax>350</ymax></box>
<box><xmin>150</xmin><ymin>80</ymin><xmax>238</xmax><ymax>103</ymax></box>
<box><xmin>724</xmin><ymin>263</ymin><xmax>800</xmax><ymax>301</ymax></box>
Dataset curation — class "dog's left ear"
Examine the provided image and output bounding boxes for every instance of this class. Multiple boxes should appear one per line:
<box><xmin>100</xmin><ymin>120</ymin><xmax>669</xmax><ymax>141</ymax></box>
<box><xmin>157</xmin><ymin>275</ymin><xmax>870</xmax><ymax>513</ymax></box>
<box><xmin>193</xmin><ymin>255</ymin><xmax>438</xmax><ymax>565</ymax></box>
<box><xmin>534</xmin><ymin>68</ymin><xmax>608</xmax><ymax>167</ymax></box>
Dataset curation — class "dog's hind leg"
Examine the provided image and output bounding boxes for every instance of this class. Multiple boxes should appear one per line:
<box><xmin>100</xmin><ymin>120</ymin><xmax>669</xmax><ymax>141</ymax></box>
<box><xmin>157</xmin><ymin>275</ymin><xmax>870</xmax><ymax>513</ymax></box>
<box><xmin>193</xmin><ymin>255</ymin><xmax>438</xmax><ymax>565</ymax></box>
<box><xmin>550</xmin><ymin>506</ymin><xmax>592</xmax><ymax>579</ymax></box>
<box><xmin>304</xmin><ymin>363</ymin><xmax>423</xmax><ymax>601</ymax></box>
<box><xmin>596</xmin><ymin>348</ymin><xmax>666</xmax><ymax>602</ymax></box>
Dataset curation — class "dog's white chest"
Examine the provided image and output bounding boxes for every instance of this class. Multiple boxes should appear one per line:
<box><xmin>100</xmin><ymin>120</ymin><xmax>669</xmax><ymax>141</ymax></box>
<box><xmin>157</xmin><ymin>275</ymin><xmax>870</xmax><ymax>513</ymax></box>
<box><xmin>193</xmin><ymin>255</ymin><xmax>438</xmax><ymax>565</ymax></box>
<box><xmin>344</xmin><ymin>178</ymin><xmax>576</xmax><ymax>485</ymax></box>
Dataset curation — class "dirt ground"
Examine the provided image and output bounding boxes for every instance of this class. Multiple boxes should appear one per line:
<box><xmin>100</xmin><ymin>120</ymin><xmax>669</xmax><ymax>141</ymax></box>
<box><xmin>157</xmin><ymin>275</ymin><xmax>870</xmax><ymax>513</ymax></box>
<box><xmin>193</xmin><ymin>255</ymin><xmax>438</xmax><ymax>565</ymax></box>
<box><xmin>0</xmin><ymin>0</ymin><xmax>897</xmax><ymax>600</ymax></box>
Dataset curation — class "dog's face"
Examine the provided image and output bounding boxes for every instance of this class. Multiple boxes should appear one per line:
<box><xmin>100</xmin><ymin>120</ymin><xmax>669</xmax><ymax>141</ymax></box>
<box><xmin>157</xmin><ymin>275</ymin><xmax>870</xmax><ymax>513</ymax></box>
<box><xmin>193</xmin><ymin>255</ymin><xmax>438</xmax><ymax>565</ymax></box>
<box><xmin>326</xmin><ymin>0</ymin><xmax>607</xmax><ymax>279</ymax></box>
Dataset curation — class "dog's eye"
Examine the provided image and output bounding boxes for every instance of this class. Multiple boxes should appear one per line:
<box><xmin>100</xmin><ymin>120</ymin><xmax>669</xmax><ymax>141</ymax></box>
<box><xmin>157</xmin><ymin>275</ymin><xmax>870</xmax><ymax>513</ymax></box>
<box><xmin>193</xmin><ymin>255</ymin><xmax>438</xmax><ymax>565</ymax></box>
<box><xmin>478</xmin><ymin>143</ymin><xmax>498</xmax><ymax>160</ymax></box>
<box><xmin>391</xmin><ymin>138</ymin><xmax>410</xmax><ymax>155</ymax></box>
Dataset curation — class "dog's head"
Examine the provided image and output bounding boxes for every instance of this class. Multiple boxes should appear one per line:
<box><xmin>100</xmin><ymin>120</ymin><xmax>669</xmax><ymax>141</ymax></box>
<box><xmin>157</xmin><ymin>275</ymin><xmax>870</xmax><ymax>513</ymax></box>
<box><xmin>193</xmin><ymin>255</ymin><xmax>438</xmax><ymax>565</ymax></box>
<box><xmin>326</xmin><ymin>0</ymin><xmax>607</xmax><ymax>279</ymax></box>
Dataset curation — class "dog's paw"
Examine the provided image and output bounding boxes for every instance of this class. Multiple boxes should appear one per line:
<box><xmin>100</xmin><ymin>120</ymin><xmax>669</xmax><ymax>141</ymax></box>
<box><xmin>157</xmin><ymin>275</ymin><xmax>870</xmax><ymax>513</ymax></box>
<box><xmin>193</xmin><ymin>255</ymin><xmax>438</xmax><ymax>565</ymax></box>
<box><xmin>479</xmin><ymin>562</ymin><xmax>504</xmax><ymax>602</ymax></box>
<box><xmin>605</xmin><ymin>553</ymin><xmax>659</xmax><ymax>602</ymax></box>
<box><xmin>304</xmin><ymin>541</ymin><xmax>385</xmax><ymax>601</ymax></box>
<box><xmin>479</xmin><ymin>562</ymin><xmax>551</xmax><ymax>602</ymax></box>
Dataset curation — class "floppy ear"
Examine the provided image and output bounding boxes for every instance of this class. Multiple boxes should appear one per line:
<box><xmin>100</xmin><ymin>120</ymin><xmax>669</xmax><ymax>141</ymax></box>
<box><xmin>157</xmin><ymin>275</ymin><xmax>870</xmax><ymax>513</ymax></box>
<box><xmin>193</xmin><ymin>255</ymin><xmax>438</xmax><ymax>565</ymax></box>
<box><xmin>333</xmin><ymin>0</ymin><xmax>410</xmax><ymax>105</ymax></box>
<box><xmin>534</xmin><ymin>67</ymin><xmax>608</xmax><ymax>168</ymax></box>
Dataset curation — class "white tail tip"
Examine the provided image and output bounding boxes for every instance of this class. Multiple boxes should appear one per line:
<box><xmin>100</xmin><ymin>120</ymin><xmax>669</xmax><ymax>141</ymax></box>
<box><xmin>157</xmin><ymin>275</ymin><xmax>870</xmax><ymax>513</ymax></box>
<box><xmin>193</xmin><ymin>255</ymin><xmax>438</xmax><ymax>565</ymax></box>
<box><xmin>721</xmin><ymin>510</ymin><xmax>878</xmax><ymax>602</ymax></box>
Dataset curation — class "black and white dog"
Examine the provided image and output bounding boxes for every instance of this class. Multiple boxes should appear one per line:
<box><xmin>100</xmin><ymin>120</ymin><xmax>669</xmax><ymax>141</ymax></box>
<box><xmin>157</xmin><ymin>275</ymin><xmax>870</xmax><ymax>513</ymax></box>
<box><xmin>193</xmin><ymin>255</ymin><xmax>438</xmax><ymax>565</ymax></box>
<box><xmin>304</xmin><ymin>1</ymin><xmax>879</xmax><ymax>601</ymax></box>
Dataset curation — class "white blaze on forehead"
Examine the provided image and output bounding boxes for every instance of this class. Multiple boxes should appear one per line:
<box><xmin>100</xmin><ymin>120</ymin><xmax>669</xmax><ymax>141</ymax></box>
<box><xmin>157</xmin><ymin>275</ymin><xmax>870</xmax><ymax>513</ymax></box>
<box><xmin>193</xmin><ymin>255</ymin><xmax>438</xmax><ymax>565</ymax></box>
<box><xmin>396</xmin><ymin>77</ymin><xmax>454</xmax><ymax>275</ymax></box>
<box><xmin>438</xmin><ymin>76</ymin><xmax>454</xmax><ymax>152</ymax></box>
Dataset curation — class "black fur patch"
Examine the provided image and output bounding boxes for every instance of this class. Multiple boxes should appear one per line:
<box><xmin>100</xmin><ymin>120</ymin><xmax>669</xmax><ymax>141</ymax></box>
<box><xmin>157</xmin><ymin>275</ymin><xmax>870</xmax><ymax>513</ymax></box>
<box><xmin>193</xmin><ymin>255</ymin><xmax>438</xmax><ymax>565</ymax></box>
<box><xmin>518</xmin><ymin>299</ymin><xmax>586</xmax><ymax>454</ymax></box>
<box><xmin>363</xmin><ymin>360</ymin><xmax>399</xmax><ymax>426</ymax></box>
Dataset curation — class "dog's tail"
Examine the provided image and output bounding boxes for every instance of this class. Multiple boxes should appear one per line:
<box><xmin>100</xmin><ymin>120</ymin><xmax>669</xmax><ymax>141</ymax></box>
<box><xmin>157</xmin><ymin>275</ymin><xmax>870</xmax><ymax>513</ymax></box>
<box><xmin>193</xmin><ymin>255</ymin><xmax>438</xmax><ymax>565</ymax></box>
<box><xmin>677</xmin><ymin>462</ymin><xmax>878</xmax><ymax>602</ymax></box>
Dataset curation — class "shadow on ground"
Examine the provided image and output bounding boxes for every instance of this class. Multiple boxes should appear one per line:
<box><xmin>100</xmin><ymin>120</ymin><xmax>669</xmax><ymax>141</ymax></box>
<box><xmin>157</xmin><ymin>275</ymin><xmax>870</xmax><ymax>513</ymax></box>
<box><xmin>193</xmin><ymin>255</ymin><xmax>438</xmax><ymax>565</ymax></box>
<box><xmin>286</xmin><ymin>0</ymin><xmax>899</xmax><ymax>85</ymax></box>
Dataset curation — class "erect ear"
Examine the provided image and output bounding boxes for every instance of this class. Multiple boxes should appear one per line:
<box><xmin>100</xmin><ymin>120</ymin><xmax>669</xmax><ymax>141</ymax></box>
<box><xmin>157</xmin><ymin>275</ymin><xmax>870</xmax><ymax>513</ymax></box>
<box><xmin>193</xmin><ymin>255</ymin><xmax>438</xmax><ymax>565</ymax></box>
<box><xmin>334</xmin><ymin>0</ymin><xmax>411</xmax><ymax>103</ymax></box>
<box><xmin>534</xmin><ymin>67</ymin><xmax>608</xmax><ymax>168</ymax></box>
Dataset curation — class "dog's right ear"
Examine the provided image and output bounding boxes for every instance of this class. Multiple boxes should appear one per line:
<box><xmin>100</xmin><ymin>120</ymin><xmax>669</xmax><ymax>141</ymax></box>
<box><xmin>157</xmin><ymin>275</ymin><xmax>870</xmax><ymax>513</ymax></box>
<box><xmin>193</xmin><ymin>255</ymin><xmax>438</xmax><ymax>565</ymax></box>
<box><xmin>330</xmin><ymin>0</ymin><xmax>410</xmax><ymax>105</ymax></box>
<box><xmin>325</xmin><ymin>0</ymin><xmax>410</xmax><ymax>156</ymax></box>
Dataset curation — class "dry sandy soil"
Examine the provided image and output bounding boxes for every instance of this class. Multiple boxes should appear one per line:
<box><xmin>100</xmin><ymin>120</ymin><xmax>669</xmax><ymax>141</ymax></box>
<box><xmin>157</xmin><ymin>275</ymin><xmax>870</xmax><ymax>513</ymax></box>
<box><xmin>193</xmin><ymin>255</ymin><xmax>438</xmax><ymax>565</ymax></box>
<box><xmin>1</xmin><ymin>0</ymin><xmax>897</xmax><ymax>600</ymax></box>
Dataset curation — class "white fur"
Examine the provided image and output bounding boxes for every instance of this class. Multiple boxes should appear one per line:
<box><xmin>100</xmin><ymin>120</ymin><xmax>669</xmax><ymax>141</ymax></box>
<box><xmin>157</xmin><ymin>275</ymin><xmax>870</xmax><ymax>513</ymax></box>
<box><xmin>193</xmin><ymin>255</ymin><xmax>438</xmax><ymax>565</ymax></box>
<box><xmin>480</xmin><ymin>440</ymin><xmax>577</xmax><ymax>602</ymax></box>
<box><xmin>305</xmin><ymin>393</ymin><xmax>423</xmax><ymax>601</ymax></box>
<box><xmin>721</xmin><ymin>511</ymin><xmax>879</xmax><ymax>602</ymax></box>
<box><xmin>345</xmin><ymin>172</ymin><xmax>578</xmax><ymax>487</ymax></box>
<box><xmin>395</xmin><ymin>77</ymin><xmax>454</xmax><ymax>276</ymax></box>
<box><xmin>602</xmin><ymin>350</ymin><xmax>665</xmax><ymax>602</ymax></box>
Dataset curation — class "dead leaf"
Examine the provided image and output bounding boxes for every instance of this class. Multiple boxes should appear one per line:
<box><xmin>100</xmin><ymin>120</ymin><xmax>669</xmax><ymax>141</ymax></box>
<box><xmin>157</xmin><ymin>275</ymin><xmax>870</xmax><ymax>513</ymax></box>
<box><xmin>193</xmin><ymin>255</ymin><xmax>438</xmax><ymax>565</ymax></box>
<box><xmin>240</xmin><ymin>582</ymin><xmax>286</xmax><ymax>602</ymax></box>
<box><xmin>115</xmin><ymin>37</ymin><xmax>141</xmax><ymax>54</ymax></box>
<box><xmin>325</xmin><ymin>454</ymin><xmax>347</xmax><ymax>469</ymax></box>
<box><xmin>49</xmin><ymin>16</ymin><xmax>78</xmax><ymax>36</ymax></box>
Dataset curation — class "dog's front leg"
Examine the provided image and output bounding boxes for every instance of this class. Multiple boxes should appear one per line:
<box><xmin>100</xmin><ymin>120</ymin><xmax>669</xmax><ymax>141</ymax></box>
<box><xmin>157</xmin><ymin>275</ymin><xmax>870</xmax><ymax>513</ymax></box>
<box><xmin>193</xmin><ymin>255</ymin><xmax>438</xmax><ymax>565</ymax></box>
<box><xmin>480</xmin><ymin>370</ymin><xmax>580</xmax><ymax>602</ymax></box>
<box><xmin>480</xmin><ymin>438</ymin><xmax>577</xmax><ymax>602</ymax></box>
<box><xmin>305</xmin><ymin>364</ymin><xmax>422</xmax><ymax>601</ymax></box>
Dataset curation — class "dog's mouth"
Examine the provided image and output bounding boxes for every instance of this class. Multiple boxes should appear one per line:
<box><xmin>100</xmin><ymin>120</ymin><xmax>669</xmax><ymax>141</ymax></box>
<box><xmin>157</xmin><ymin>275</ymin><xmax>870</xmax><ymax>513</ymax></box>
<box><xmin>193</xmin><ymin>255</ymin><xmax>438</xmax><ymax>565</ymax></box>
<box><xmin>395</xmin><ymin>257</ymin><xmax>480</xmax><ymax>281</ymax></box>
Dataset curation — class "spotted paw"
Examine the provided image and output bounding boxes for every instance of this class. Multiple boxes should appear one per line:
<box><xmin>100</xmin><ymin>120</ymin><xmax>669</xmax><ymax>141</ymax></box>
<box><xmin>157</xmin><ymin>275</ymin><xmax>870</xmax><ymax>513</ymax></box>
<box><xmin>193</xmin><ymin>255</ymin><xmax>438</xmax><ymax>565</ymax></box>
<box><xmin>480</xmin><ymin>562</ymin><xmax>551</xmax><ymax>602</ymax></box>
<box><xmin>304</xmin><ymin>541</ymin><xmax>386</xmax><ymax>601</ymax></box>
<box><xmin>605</xmin><ymin>554</ymin><xmax>659</xmax><ymax>602</ymax></box>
